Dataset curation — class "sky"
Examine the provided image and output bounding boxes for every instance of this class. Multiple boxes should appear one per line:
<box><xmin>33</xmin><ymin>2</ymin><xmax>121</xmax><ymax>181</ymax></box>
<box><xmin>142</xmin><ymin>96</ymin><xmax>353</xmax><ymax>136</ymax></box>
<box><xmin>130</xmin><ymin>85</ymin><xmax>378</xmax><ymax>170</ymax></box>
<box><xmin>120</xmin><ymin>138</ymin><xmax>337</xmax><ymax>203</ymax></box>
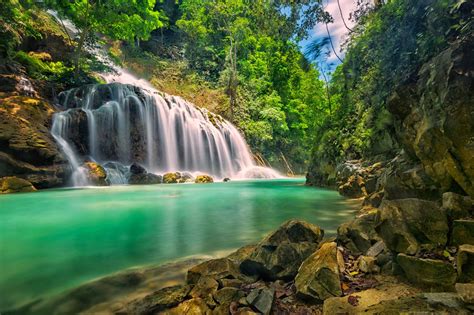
<box><xmin>300</xmin><ymin>0</ymin><xmax>357</xmax><ymax>74</ymax></box>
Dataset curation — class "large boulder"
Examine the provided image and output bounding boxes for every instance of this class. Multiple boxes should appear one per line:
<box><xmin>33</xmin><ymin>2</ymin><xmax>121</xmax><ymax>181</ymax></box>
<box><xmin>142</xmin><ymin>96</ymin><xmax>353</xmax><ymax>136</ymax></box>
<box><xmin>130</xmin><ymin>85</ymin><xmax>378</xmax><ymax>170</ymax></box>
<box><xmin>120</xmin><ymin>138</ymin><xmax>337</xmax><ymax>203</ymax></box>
<box><xmin>240</xmin><ymin>220</ymin><xmax>323</xmax><ymax>280</ymax></box>
<box><xmin>163</xmin><ymin>172</ymin><xmax>181</xmax><ymax>184</ymax></box>
<box><xmin>375</xmin><ymin>199</ymin><xmax>449</xmax><ymax>254</ymax></box>
<box><xmin>0</xmin><ymin>176</ymin><xmax>36</xmax><ymax>193</ymax></box>
<box><xmin>451</xmin><ymin>220</ymin><xmax>474</xmax><ymax>246</ymax></box>
<box><xmin>457</xmin><ymin>244</ymin><xmax>474</xmax><ymax>283</ymax></box>
<box><xmin>397</xmin><ymin>254</ymin><xmax>457</xmax><ymax>288</ymax></box>
<box><xmin>128</xmin><ymin>164</ymin><xmax>162</xmax><ymax>185</ymax></box>
<box><xmin>295</xmin><ymin>242</ymin><xmax>344</xmax><ymax>301</ymax></box>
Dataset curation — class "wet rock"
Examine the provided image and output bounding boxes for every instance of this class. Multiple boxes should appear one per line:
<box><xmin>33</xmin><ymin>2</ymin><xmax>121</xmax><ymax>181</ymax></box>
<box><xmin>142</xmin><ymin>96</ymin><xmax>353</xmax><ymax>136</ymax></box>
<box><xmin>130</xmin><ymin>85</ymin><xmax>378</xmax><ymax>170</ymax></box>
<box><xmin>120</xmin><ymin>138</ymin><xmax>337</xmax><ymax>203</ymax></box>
<box><xmin>227</xmin><ymin>245</ymin><xmax>257</xmax><ymax>264</ymax></box>
<box><xmin>337</xmin><ymin>211</ymin><xmax>380</xmax><ymax>255</ymax></box>
<box><xmin>0</xmin><ymin>176</ymin><xmax>36</xmax><ymax>193</ymax></box>
<box><xmin>178</xmin><ymin>172</ymin><xmax>194</xmax><ymax>183</ymax></box>
<box><xmin>195</xmin><ymin>174</ymin><xmax>214</xmax><ymax>184</ymax></box>
<box><xmin>187</xmin><ymin>258</ymin><xmax>244</xmax><ymax>285</ymax></box>
<box><xmin>442</xmin><ymin>192</ymin><xmax>473</xmax><ymax>220</ymax></box>
<box><xmin>223</xmin><ymin>177</ymin><xmax>231</xmax><ymax>182</ymax></box>
<box><xmin>83</xmin><ymin>161</ymin><xmax>108</xmax><ymax>186</ymax></box>
<box><xmin>128</xmin><ymin>172</ymin><xmax>162</xmax><ymax>185</ymax></box>
<box><xmin>455</xmin><ymin>283</ymin><xmax>474</xmax><ymax>306</ymax></box>
<box><xmin>375</xmin><ymin>199</ymin><xmax>449</xmax><ymax>254</ymax></box>
<box><xmin>457</xmin><ymin>244</ymin><xmax>474</xmax><ymax>283</ymax></box>
<box><xmin>295</xmin><ymin>242</ymin><xmax>343</xmax><ymax>301</ymax></box>
<box><xmin>124</xmin><ymin>285</ymin><xmax>191</xmax><ymax>314</ymax></box>
<box><xmin>163</xmin><ymin>172</ymin><xmax>181</xmax><ymax>184</ymax></box>
<box><xmin>129</xmin><ymin>162</ymin><xmax>146</xmax><ymax>175</ymax></box>
<box><xmin>240</xmin><ymin>220</ymin><xmax>323</xmax><ymax>280</ymax></box>
<box><xmin>452</xmin><ymin>220</ymin><xmax>474</xmax><ymax>246</ymax></box>
<box><xmin>397</xmin><ymin>254</ymin><xmax>457</xmax><ymax>288</ymax></box>
<box><xmin>164</xmin><ymin>298</ymin><xmax>211</xmax><ymax>315</ymax></box>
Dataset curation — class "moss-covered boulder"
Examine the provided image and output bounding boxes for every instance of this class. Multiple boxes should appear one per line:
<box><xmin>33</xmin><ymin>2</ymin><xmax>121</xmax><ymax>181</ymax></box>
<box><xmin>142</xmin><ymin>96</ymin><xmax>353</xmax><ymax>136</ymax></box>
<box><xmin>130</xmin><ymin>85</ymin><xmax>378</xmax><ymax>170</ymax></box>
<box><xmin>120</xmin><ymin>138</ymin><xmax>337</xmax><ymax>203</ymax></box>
<box><xmin>397</xmin><ymin>254</ymin><xmax>457</xmax><ymax>289</ymax></box>
<box><xmin>337</xmin><ymin>210</ymin><xmax>380</xmax><ymax>255</ymax></box>
<box><xmin>163</xmin><ymin>172</ymin><xmax>181</xmax><ymax>184</ymax></box>
<box><xmin>195</xmin><ymin>174</ymin><xmax>213</xmax><ymax>184</ymax></box>
<box><xmin>0</xmin><ymin>176</ymin><xmax>36</xmax><ymax>193</ymax></box>
<box><xmin>375</xmin><ymin>199</ymin><xmax>449</xmax><ymax>254</ymax></box>
<box><xmin>164</xmin><ymin>298</ymin><xmax>211</xmax><ymax>315</ymax></box>
<box><xmin>295</xmin><ymin>242</ymin><xmax>344</xmax><ymax>301</ymax></box>
<box><xmin>442</xmin><ymin>192</ymin><xmax>473</xmax><ymax>220</ymax></box>
<box><xmin>83</xmin><ymin>162</ymin><xmax>108</xmax><ymax>186</ymax></box>
<box><xmin>240</xmin><ymin>220</ymin><xmax>323</xmax><ymax>281</ymax></box>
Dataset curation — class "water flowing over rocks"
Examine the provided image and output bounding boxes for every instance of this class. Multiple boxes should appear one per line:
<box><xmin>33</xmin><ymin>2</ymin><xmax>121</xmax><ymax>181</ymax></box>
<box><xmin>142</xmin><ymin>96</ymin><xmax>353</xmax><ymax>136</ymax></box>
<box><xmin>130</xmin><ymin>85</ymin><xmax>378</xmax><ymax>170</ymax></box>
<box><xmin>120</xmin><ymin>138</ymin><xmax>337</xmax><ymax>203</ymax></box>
<box><xmin>51</xmin><ymin>82</ymin><xmax>280</xmax><ymax>186</ymax></box>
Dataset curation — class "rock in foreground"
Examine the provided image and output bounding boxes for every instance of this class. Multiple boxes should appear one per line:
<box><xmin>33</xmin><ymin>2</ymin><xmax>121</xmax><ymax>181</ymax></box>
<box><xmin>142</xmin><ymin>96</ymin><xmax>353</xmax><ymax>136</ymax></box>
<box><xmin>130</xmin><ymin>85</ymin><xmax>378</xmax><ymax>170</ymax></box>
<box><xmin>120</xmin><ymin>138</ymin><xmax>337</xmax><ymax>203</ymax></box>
<box><xmin>240</xmin><ymin>220</ymin><xmax>323</xmax><ymax>280</ymax></box>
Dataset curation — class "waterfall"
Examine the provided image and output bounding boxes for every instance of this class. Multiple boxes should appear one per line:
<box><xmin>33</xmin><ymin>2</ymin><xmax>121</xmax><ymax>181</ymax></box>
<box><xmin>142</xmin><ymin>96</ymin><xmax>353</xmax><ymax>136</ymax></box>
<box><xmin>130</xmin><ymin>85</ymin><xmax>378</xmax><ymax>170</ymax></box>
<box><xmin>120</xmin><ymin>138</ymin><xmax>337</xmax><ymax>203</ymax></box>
<box><xmin>51</xmin><ymin>83</ymin><xmax>280</xmax><ymax>185</ymax></box>
<box><xmin>47</xmin><ymin>10</ymin><xmax>280</xmax><ymax>186</ymax></box>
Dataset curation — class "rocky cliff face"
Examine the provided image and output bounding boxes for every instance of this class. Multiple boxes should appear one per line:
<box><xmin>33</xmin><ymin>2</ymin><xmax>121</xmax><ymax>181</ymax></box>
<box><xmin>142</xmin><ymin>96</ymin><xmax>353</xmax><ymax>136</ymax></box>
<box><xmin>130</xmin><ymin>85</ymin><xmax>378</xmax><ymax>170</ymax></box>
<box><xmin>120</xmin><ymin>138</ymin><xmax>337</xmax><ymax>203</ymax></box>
<box><xmin>0</xmin><ymin>73</ymin><xmax>67</xmax><ymax>189</ymax></box>
<box><xmin>307</xmin><ymin>35</ymin><xmax>474</xmax><ymax>200</ymax></box>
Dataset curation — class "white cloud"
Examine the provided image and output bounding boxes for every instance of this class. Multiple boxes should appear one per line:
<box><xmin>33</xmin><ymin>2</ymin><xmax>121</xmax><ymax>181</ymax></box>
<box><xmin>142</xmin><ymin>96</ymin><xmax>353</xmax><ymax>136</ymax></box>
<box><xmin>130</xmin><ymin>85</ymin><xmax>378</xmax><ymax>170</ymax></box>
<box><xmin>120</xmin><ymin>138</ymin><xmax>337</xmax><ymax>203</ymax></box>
<box><xmin>311</xmin><ymin>0</ymin><xmax>357</xmax><ymax>67</ymax></box>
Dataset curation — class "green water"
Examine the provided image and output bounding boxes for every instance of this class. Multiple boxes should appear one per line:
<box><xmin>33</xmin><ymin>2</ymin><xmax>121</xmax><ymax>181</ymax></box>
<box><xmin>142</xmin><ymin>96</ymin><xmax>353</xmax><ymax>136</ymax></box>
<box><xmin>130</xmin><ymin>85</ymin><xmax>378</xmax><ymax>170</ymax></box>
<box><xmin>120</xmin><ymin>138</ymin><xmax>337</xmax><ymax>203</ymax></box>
<box><xmin>0</xmin><ymin>178</ymin><xmax>358</xmax><ymax>310</ymax></box>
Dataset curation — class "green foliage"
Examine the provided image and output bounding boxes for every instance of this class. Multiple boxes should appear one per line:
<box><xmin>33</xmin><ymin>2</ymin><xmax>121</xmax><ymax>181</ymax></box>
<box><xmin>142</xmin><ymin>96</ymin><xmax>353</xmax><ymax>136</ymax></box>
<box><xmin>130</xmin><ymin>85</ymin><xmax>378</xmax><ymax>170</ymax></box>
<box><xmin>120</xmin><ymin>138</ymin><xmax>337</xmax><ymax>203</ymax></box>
<box><xmin>307</xmin><ymin>0</ymin><xmax>466</xmax><ymax>180</ymax></box>
<box><xmin>15</xmin><ymin>51</ymin><xmax>72</xmax><ymax>81</ymax></box>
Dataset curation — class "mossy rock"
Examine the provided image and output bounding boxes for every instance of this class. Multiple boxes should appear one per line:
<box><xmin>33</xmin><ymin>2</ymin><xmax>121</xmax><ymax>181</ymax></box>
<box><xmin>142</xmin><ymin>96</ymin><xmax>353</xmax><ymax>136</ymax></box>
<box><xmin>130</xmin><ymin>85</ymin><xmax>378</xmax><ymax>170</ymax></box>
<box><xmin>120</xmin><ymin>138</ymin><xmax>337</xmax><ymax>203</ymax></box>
<box><xmin>163</xmin><ymin>172</ymin><xmax>181</xmax><ymax>184</ymax></box>
<box><xmin>0</xmin><ymin>176</ymin><xmax>36</xmax><ymax>194</ymax></box>
<box><xmin>195</xmin><ymin>175</ymin><xmax>213</xmax><ymax>184</ymax></box>
<box><xmin>83</xmin><ymin>162</ymin><xmax>108</xmax><ymax>186</ymax></box>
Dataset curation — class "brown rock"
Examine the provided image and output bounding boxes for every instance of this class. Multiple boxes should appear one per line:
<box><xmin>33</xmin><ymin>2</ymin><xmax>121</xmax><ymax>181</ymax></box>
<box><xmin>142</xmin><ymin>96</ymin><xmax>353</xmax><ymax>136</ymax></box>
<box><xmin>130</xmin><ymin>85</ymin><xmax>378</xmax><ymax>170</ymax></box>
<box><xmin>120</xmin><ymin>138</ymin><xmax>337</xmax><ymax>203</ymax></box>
<box><xmin>452</xmin><ymin>220</ymin><xmax>474</xmax><ymax>246</ymax></box>
<box><xmin>124</xmin><ymin>285</ymin><xmax>191</xmax><ymax>314</ymax></box>
<box><xmin>164</xmin><ymin>298</ymin><xmax>211</xmax><ymax>315</ymax></box>
<box><xmin>295</xmin><ymin>242</ymin><xmax>343</xmax><ymax>301</ymax></box>
<box><xmin>187</xmin><ymin>258</ymin><xmax>243</xmax><ymax>285</ymax></box>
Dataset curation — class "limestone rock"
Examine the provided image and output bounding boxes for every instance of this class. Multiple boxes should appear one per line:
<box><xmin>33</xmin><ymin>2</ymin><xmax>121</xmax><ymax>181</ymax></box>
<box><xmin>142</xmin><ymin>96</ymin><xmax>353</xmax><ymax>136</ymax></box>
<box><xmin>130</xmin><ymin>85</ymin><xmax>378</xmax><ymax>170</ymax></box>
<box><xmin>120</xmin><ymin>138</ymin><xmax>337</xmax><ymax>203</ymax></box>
<box><xmin>124</xmin><ymin>285</ymin><xmax>191</xmax><ymax>314</ymax></box>
<box><xmin>295</xmin><ymin>242</ymin><xmax>343</xmax><ymax>301</ymax></box>
<box><xmin>452</xmin><ymin>220</ymin><xmax>474</xmax><ymax>246</ymax></box>
<box><xmin>442</xmin><ymin>192</ymin><xmax>473</xmax><ymax>220</ymax></box>
<box><xmin>83</xmin><ymin>161</ymin><xmax>108</xmax><ymax>186</ymax></box>
<box><xmin>338</xmin><ymin>174</ymin><xmax>366</xmax><ymax>198</ymax></box>
<box><xmin>187</xmin><ymin>258</ymin><xmax>243</xmax><ymax>285</ymax></box>
<box><xmin>397</xmin><ymin>254</ymin><xmax>457</xmax><ymax>288</ymax></box>
<box><xmin>457</xmin><ymin>244</ymin><xmax>474</xmax><ymax>283</ymax></box>
<box><xmin>376</xmin><ymin>199</ymin><xmax>449</xmax><ymax>254</ymax></box>
<box><xmin>0</xmin><ymin>176</ymin><xmax>36</xmax><ymax>193</ymax></box>
<box><xmin>195</xmin><ymin>174</ymin><xmax>214</xmax><ymax>184</ymax></box>
<box><xmin>240</xmin><ymin>220</ymin><xmax>323</xmax><ymax>280</ymax></box>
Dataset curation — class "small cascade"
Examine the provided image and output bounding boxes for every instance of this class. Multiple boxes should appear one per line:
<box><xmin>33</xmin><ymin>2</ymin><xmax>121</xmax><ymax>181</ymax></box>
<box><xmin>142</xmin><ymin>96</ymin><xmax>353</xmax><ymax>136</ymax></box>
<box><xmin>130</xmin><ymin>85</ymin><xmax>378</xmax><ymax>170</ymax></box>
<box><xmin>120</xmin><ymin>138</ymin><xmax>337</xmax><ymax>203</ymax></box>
<box><xmin>52</xmin><ymin>83</ymin><xmax>280</xmax><ymax>185</ymax></box>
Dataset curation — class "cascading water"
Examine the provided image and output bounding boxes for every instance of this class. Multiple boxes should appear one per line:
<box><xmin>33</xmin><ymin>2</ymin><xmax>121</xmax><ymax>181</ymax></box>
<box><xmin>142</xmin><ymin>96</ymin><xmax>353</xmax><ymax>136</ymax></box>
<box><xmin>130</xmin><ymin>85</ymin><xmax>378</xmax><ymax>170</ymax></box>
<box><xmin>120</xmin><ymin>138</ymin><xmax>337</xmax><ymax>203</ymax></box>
<box><xmin>51</xmin><ymin>82</ymin><xmax>280</xmax><ymax>185</ymax></box>
<box><xmin>48</xmin><ymin>11</ymin><xmax>280</xmax><ymax>186</ymax></box>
